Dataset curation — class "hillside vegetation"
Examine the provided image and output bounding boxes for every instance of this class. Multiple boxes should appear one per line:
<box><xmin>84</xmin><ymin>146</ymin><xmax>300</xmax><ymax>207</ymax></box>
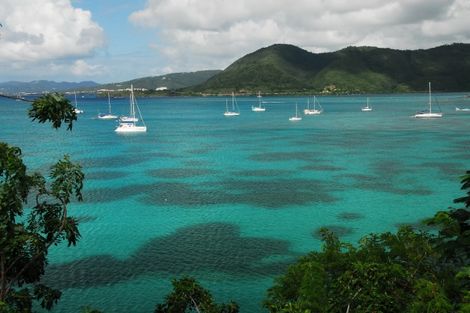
<box><xmin>188</xmin><ymin>43</ymin><xmax>470</xmax><ymax>94</ymax></box>
<box><xmin>98</xmin><ymin>70</ymin><xmax>221</xmax><ymax>91</ymax></box>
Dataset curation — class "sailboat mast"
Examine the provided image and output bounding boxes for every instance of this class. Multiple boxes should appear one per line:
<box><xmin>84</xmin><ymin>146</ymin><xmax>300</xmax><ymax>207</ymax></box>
<box><xmin>131</xmin><ymin>84</ymin><xmax>136</xmax><ymax>117</ymax></box>
<box><xmin>107</xmin><ymin>92</ymin><xmax>111</xmax><ymax>113</ymax></box>
<box><xmin>428</xmin><ymin>82</ymin><xmax>432</xmax><ymax>113</ymax></box>
<box><xmin>232</xmin><ymin>92</ymin><xmax>235</xmax><ymax>111</ymax></box>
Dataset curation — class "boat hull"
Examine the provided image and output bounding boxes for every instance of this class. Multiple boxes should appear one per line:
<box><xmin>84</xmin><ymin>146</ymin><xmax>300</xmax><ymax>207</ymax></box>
<box><xmin>304</xmin><ymin>109</ymin><xmax>322</xmax><ymax>115</ymax></box>
<box><xmin>98</xmin><ymin>114</ymin><xmax>118</xmax><ymax>120</ymax></box>
<box><xmin>252</xmin><ymin>106</ymin><xmax>266</xmax><ymax>112</ymax></box>
<box><xmin>414</xmin><ymin>112</ymin><xmax>443</xmax><ymax>118</ymax></box>
<box><xmin>115</xmin><ymin>124</ymin><xmax>147</xmax><ymax>133</ymax></box>
<box><xmin>224</xmin><ymin>112</ymin><xmax>240</xmax><ymax>116</ymax></box>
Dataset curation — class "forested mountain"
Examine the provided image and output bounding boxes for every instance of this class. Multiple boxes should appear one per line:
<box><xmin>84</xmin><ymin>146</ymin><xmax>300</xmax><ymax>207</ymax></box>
<box><xmin>190</xmin><ymin>43</ymin><xmax>470</xmax><ymax>94</ymax></box>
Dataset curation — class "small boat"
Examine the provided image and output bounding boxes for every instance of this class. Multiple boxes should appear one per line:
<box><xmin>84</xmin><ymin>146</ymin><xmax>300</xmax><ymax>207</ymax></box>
<box><xmin>224</xmin><ymin>92</ymin><xmax>240</xmax><ymax>116</ymax></box>
<box><xmin>361</xmin><ymin>97</ymin><xmax>372</xmax><ymax>112</ymax></box>
<box><xmin>73</xmin><ymin>91</ymin><xmax>83</xmax><ymax>114</ymax></box>
<box><xmin>115</xmin><ymin>85</ymin><xmax>147</xmax><ymax>133</ymax></box>
<box><xmin>289</xmin><ymin>103</ymin><xmax>302</xmax><ymax>121</ymax></box>
<box><xmin>98</xmin><ymin>92</ymin><xmax>118</xmax><ymax>120</ymax></box>
<box><xmin>456</xmin><ymin>107</ymin><xmax>470</xmax><ymax>112</ymax></box>
<box><xmin>414</xmin><ymin>82</ymin><xmax>443</xmax><ymax>118</ymax></box>
<box><xmin>304</xmin><ymin>96</ymin><xmax>322</xmax><ymax>115</ymax></box>
<box><xmin>251</xmin><ymin>91</ymin><xmax>266</xmax><ymax>112</ymax></box>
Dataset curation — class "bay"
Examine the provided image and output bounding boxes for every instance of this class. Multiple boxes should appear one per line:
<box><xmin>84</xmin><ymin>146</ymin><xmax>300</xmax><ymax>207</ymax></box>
<box><xmin>1</xmin><ymin>92</ymin><xmax>469</xmax><ymax>312</ymax></box>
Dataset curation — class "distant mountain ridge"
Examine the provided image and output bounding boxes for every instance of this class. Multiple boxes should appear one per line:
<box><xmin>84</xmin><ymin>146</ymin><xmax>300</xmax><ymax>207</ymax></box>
<box><xmin>191</xmin><ymin>43</ymin><xmax>470</xmax><ymax>94</ymax></box>
<box><xmin>0</xmin><ymin>70</ymin><xmax>222</xmax><ymax>94</ymax></box>
<box><xmin>0</xmin><ymin>80</ymin><xmax>99</xmax><ymax>94</ymax></box>
<box><xmin>96</xmin><ymin>70</ymin><xmax>222</xmax><ymax>91</ymax></box>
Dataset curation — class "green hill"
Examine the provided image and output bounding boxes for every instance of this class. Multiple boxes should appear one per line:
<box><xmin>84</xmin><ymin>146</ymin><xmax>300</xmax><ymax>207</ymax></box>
<box><xmin>98</xmin><ymin>70</ymin><xmax>221</xmax><ymax>91</ymax></box>
<box><xmin>189</xmin><ymin>43</ymin><xmax>470</xmax><ymax>94</ymax></box>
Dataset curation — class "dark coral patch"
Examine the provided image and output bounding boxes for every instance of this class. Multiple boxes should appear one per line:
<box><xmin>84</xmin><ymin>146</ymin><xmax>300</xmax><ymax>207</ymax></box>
<box><xmin>248</xmin><ymin>151</ymin><xmax>317</xmax><ymax>162</ymax></box>
<box><xmin>43</xmin><ymin>223</ymin><xmax>295</xmax><ymax>289</ymax></box>
<box><xmin>337</xmin><ymin>212</ymin><xmax>365</xmax><ymax>221</ymax></box>
<box><xmin>147</xmin><ymin>168</ymin><xmax>217</xmax><ymax>179</ymax></box>
<box><xmin>300</xmin><ymin>164</ymin><xmax>344</xmax><ymax>172</ymax></box>
<box><xmin>232</xmin><ymin>169</ymin><xmax>294</xmax><ymax>177</ymax></box>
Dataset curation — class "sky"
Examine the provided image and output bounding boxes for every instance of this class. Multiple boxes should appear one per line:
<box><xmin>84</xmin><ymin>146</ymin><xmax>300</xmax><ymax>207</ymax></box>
<box><xmin>0</xmin><ymin>0</ymin><xmax>469</xmax><ymax>84</ymax></box>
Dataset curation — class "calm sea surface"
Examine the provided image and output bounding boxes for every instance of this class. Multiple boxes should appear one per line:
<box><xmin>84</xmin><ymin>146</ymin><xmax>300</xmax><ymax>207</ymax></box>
<box><xmin>1</xmin><ymin>93</ymin><xmax>469</xmax><ymax>312</ymax></box>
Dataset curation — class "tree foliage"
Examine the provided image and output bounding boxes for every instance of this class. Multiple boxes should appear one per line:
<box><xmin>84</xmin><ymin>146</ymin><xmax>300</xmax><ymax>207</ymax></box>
<box><xmin>0</xmin><ymin>94</ymin><xmax>83</xmax><ymax>312</ymax></box>
<box><xmin>155</xmin><ymin>277</ymin><xmax>239</xmax><ymax>313</ymax></box>
<box><xmin>264</xmin><ymin>171</ymin><xmax>470</xmax><ymax>313</ymax></box>
<box><xmin>27</xmin><ymin>93</ymin><xmax>77</xmax><ymax>130</ymax></box>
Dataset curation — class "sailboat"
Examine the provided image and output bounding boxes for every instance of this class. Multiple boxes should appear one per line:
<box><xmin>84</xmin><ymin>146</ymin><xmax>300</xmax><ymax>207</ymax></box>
<box><xmin>455</xmin><ymin>107</ymin><xmax>470</xmax><ymax>112</ymax></box>
<box><xmin>289</xmin><ymin>103</ymin><xmax>302</xmax><ymax>121</ymax></box>
<box><xmin>98</xmin><ymin>92</ymin><xmax>118</xmax><ymax>120</ymax></box>
<box><xmin>115</xmin><ymin>85</ymin><xmax>147</xmax><ymax>133</ymax></box>
<box><xmin>73</xmin><ymin>91</ymin><xmax>83</xmax><ymax>114</ymax></box>
<box><xmin>304</xmin><ymin>96</ymin><xmax>323</xmax><ymax>115</ymax></box>
<box><xmin>414</xmin><ymin>82</ymin><xmax>443</xmax><ymax>118</ymax></box>
<box><xmin>251</xmin><ymin>91</ymin><xmax>266</xmax><ymax>112</ymax></box>
<box><xmin>361</xmin><ymin>97</ymin><xmax>372</xmax><ymax>112</ymax></box>
<box><xmin>224</xmin><ymin>92</ymin><xmax>240</xmax><ymax>116</ymax></box>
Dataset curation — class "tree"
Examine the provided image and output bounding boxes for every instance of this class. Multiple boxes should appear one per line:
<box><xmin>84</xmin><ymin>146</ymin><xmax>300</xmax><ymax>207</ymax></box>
<box><xmin>0</xmin><ymin>93</ymin><xmax>83</xmax><ymax>312</ymax></box>
<box><xmin>155</xmin><ymin>277</ymin><xmax>239</xmax><ymax>313</ymax></box>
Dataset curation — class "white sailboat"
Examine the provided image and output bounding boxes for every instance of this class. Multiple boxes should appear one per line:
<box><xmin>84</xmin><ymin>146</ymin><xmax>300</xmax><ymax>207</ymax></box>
<box><xmin>414</xmin><ymin>82</ymin><xmax>443</xmax><ymax>118</ymax></box>
<box><xmin>224</xmin><ymin>92</ymin><xmax>240</xmax><ymax>116</ymax></box>
<box><xmin>456</xmin><ymin>107</ymin><xmax>470</xmax><ymax>112</ymax></box>
<box><xmin>361</xmin><ymin>97</ymin><xmax>372</xmax><ymax>112</ymax></box>
<box><xmin>98</xmin><ymin>92</ymin><xmax>118</xmax><ymax>120</ymax></box>
<box><xmin>251</xmin><ymin>91</ymin><xmax>266</xmax><ymax>112</ymax></box>
<box><xmin>289</xmin><ymin>103</ymin><xmax>302</xmax><ymax>121</ymax></box>
<box><xmin>115</xmin><ymin>85</ymin><xmax>147</xmax><ymax>133</ymax></box>
<box><xmin>304</xmin><ymin>96</ymin><xmax>323</xmax><ymax>115</ymax></box>
<box><xmin>73</xmin><ymin>91</ymin><xmax>83</xmax><ymax>114</ymax></box>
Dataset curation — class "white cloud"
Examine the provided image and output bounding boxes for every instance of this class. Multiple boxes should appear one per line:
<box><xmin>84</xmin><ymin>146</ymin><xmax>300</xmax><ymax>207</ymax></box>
<box><xmin>71</xmin><ymin>59</ymin><xmax>103</xmax><ymax>76</ymax></box>
<box><xmin>0</xmin><ymin>0</ymin><xmax>105</xmax><ymax>77</ymax></box>
<box><xmin>129</xmin><ymin>0</ymin><xmax>470</xmax><ymax>72</ymax></box>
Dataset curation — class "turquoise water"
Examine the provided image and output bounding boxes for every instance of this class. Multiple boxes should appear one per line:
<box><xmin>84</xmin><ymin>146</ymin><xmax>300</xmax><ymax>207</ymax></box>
<box><xmin>1</xmin><ymin>93</ymin><xmax>469</xmax><ymax>312</ymax></box>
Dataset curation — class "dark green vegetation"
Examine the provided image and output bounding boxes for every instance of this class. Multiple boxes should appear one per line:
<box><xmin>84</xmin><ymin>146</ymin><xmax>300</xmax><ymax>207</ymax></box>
<box><xmin>155</xmin><ymin>277</ymin><xmax>239</xmax><ymax>313</ymax></box>
<box><xmin>264</xmin><ymin>171</ymin><xmax>470</xmax><ymax>313</ymax></box>
<box><xmin>188</xmin><ymin>43</ymin><xmax>470</xmax><ymax>95</ymax></box>
<box><xmin>0</xmin><ymin>94</ymin><xmax>84</xmax><ymax>312</ymax></box>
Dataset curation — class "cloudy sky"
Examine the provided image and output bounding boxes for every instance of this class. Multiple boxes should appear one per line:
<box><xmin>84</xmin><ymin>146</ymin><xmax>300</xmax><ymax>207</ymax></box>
<box><xmin>0</xmin><ymin>0</ymin><xmax>469</xmax><ymax>83</ymax></box>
